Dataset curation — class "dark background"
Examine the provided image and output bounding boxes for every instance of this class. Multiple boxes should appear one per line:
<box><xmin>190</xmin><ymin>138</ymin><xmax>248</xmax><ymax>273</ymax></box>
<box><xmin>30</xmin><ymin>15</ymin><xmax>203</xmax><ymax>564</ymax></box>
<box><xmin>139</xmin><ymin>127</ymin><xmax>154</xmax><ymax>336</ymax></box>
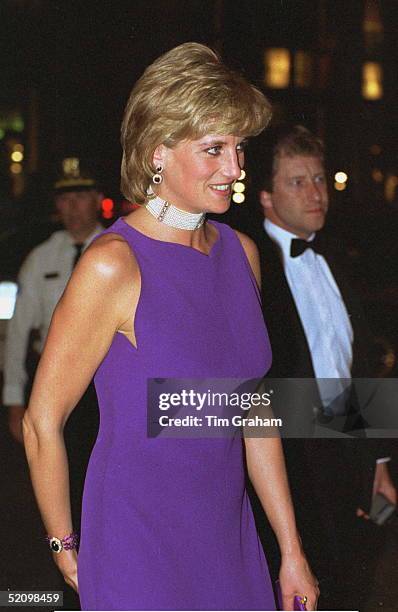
<box><xmin>0</xmin><ymin>2</ymin><xmax>397</xmax><ymax>610</ymax></box>
<box><xmin>1</xmin><ymin>0</ymin><xmax>397</xmax><ymax>368</ymax></box>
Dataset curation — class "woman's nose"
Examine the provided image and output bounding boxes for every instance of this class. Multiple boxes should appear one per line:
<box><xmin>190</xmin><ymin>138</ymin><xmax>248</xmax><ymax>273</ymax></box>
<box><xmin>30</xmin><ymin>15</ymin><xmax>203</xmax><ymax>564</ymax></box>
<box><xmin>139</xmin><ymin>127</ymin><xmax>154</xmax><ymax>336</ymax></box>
<box><xmin>222</xmin><ymin>151</ymin><xmax>242</xmax><ymax>181</ymax></box>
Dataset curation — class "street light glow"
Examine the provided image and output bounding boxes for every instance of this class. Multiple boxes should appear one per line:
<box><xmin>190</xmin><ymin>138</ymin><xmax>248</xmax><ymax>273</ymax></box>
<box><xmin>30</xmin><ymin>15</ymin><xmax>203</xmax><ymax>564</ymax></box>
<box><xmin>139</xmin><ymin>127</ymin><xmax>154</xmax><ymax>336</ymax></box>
<box><xmin>372</xmin><ymin>169</ymin><xmax>383</xmax><ymax>183</ymax></box>
<box><xmin>232</xmin><ymin>192</ymin><xmax>245</xmax><ymax>204</ymax></box>
<box><xmin>10</xmin><ymin>163</ymin><xmax>22</xmax><ymax>174</ymax></box>
<box><xmin>11</xmin><ymin>151</ymin><xmax>23</xmax><ymax>162</ymax></box>
<box><xmin>335</xmin><ymin>171</ymin><xmax>348</xmax><ymax>184</ymax></box>
<box><xmin>233</xmin><ymin>182</ymin><xmax>245</xmax><ymax>194</ymax></box>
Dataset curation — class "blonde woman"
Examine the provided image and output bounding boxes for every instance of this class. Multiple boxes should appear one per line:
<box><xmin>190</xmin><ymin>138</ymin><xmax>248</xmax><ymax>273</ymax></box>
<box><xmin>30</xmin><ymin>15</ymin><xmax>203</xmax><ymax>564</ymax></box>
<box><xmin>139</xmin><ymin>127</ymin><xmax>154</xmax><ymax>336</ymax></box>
<box><xmin>23</xmin><ymin>43</ymin><xmax>318</xmax><ymax>611</ymax></box>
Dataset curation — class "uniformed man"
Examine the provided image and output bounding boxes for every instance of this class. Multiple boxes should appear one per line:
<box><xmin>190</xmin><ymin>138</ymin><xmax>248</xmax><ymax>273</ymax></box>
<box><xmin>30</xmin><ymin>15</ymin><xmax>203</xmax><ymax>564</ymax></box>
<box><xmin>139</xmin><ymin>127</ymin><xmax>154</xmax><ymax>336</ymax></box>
<box><xmin>2</xmin><ymin>158</ymin><xmax>104</xmax><ymax>610</ymax></box>
<box><xmin>3</xmin><ymin>157</ymin><xmax>103</xmax><ymax>448</ymax></box>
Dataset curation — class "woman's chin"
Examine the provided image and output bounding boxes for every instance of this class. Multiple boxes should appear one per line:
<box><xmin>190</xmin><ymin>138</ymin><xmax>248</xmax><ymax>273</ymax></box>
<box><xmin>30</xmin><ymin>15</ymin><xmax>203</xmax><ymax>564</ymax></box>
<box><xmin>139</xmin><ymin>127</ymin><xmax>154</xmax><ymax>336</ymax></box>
<box><xmin>207</xmin><ymin>197</ymin><xmax>232</xmax><ymax>216</ymax></box>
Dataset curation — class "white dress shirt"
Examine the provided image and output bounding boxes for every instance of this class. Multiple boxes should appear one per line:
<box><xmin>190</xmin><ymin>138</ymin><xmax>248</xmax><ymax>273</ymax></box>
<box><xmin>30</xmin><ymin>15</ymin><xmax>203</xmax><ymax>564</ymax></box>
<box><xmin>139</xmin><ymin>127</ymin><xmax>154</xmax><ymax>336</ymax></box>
<box><xmin>264</xmin><ymin>219</ymin><xmax>353</xmax><ymax>413</ymax></box>
<box><xmin>2</xmin><ymin>224</ymin><xmax>102</xmax><ymax>406</ymax></box>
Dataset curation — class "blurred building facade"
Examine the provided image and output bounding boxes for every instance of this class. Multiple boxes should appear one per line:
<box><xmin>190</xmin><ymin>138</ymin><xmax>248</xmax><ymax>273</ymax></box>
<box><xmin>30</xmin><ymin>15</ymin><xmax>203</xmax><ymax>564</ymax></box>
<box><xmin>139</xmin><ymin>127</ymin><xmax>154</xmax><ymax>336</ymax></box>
<box><xmin>1</xmin><ymin>1</ymin><xmax>397</xmax><ymax>287</ymax></box>
<box><xmin>1</xmin><ymin>1</ymin><xmax>397</xmax><ymax>208</ymax></box>
<box><xmin>221</xmin><ymin>0</ymin><xmax>397</xmax><ymax>211</ymax></box>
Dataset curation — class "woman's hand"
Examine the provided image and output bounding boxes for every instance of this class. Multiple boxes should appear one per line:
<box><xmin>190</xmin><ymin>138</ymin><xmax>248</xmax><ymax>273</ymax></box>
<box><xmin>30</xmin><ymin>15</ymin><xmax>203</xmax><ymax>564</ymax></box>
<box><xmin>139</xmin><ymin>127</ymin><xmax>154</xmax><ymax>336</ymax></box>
<box><xmin>278</xmin><ymin>550</ymin><xmax>319</xmax><ymax>611</ymax></box>
<box><xmin>245</xmin><ymin>436</ymin><xmax>318</xmax><ymax>608</ymax></box>
<box><xmin>54</xmin><ymin>549</ymin><xmax>79</xmax><ymax>593</ymax></box>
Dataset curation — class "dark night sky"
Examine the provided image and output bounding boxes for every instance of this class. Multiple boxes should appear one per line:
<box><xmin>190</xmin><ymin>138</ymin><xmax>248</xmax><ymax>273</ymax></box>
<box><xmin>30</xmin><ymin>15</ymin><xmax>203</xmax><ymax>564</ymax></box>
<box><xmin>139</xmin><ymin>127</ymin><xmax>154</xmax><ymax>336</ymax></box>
<box><xmin>1</xmin><ymin>0</ymin><xmax>397</xmax><ymax>231</ymax></box>
<box><xmin>0</xmin><ymin>0</ymin><xmax>397</xmax><ymax>349</ymax></box>
<box><xmin>48</xmin><ymin>1</ymin><xmax>215</xmax><ymax>182</ymax></box>
<box><xmin>2</xmin><ymin>0</ymin><xmax>397</xmax><ymax>198</ymax></box>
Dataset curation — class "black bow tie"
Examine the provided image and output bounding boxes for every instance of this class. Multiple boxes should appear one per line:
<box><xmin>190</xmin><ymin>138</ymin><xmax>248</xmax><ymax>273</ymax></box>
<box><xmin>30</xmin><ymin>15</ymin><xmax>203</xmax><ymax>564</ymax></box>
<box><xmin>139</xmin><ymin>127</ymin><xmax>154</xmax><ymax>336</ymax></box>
<box><xmin>290</xmin><ymin>237</ymin><xmax>322</xmax><ymax>258</ymax></box>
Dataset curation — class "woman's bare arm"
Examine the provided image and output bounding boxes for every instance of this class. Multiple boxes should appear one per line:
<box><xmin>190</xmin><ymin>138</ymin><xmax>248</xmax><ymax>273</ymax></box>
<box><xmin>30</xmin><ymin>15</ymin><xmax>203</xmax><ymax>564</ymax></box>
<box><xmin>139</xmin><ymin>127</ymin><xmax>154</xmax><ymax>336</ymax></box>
<box><xmin>22</xmin><ymin>234</ymin><xmax>138</xmax><ymax>589</ymax></box>
<box><xmin>245</xmin><ymin>437</ymin><xmax>318</xmax><ymax>610</ymax></box>
<box><xmin>235</xmin><ymin>231</ymin><xmax>318</xmax><ymax>609</ymax></box>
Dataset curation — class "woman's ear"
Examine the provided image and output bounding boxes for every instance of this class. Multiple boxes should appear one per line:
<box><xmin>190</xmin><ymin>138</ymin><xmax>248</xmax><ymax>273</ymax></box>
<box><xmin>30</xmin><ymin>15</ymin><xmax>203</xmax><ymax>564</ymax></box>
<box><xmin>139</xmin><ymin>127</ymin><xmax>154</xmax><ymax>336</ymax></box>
<box><xmin>152</xmin><ymin>144</ymin><xmax>167</xmax><ymax>169</ymax></box>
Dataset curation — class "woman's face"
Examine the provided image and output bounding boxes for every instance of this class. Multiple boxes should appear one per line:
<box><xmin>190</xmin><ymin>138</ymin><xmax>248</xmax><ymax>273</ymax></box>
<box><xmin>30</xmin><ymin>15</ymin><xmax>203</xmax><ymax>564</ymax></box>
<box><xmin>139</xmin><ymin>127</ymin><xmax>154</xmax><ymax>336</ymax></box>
<box><xmin>153</xmin><ymin>134</ymin><xmax>246</xmax><ymax>214</ymax></box>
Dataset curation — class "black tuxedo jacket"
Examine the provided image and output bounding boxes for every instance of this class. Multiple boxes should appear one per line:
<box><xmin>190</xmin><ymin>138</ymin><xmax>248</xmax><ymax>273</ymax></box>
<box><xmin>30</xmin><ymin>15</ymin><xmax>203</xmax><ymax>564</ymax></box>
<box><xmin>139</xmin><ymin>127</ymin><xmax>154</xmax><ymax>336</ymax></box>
<box><xmin>255</xmin><ymin>230</ymin><xmax>371</xmax><ymax>379</ymax></box>
<box><xmin>249</xmin><ymin>227</ymin><xmax>391</xmax><ymax>522</ymax></box>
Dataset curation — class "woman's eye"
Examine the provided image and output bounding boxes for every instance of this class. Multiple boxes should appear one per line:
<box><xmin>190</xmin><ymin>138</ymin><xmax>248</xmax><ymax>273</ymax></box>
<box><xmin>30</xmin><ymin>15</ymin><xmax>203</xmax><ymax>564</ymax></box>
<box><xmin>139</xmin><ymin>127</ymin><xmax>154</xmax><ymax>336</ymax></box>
<box><xmin>206</xmin><ymin>146</ymin><xmax>221</xmax><ymax>156</ymax></box>
<box><xmin>237</xmin><ymin>140</ymin><xmax>248</xmax><ymax>152</ymax></box>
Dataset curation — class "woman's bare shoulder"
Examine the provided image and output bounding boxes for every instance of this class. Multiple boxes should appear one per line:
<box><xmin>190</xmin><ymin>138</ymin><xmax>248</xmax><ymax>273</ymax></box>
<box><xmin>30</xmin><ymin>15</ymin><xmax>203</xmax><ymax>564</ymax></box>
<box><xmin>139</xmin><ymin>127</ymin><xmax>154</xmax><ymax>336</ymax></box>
<box><xmin>55</xmin><ymin>231</ymin><xmax>139</xmax><ymax>332</ymax></box>
<box><xmin>78</xmin><ymin>232</ymin><xmax>139</xmax><ymax>287</ymax></box>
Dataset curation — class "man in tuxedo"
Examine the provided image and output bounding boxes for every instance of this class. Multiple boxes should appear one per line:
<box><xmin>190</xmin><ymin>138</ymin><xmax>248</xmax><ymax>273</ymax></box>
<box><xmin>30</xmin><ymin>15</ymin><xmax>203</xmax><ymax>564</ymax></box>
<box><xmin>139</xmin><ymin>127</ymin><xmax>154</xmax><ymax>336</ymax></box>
<box><xmin>247</xmin><ymin>125</ymin><xmax>396</xmax><ymax>609</ymax></box>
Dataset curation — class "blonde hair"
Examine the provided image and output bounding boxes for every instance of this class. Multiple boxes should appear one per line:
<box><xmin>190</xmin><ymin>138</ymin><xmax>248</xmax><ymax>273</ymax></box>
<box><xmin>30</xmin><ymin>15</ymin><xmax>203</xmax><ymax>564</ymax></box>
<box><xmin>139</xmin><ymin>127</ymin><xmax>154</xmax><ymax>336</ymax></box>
<box><xmin>120</xmin><ymin>42</ymin><xmax>272</xmax><ymax>204</ymax></box>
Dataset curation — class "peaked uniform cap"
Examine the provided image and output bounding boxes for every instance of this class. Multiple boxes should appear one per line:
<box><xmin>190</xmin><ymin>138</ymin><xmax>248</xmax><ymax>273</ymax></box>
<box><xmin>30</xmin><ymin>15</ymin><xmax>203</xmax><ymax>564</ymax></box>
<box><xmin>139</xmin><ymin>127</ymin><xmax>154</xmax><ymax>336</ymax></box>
<box><xmin>54</xmin><ymin>158</ymin><xmax>98</xmax><ymax>194</ymax></box>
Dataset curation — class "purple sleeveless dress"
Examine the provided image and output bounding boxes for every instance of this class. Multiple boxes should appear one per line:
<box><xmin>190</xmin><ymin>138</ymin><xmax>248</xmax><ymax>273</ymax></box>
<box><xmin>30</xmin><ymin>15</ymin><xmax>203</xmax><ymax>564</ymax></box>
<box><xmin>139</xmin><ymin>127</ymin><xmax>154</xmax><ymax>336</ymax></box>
<box><xmin>78</xmin><ymin>217</ymin><xmax>275</xmax><ymax>611</ymax></box>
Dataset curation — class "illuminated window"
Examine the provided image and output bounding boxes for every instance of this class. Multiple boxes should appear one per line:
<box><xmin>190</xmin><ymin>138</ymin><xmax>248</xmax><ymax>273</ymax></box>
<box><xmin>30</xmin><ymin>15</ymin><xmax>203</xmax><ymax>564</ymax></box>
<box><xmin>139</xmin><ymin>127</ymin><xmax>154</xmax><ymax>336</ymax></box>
<box><xmin>363</xmin><ymin>0</ymin><xmax>383</xmax><ymax>47</ymax></box>
<box><xmin>264</xmin><ymin>48</ymin><xmax>290</xmax><ymax>89</ymax></box>
<box><xmin>385</xmin><ymin>175</ymin><xmax>398</xmax><ymax>203</ymax></box>
<box><xmin>362</xmin><ymin>62</ymin><xmax>383</xmax><ymax>100</ymax></box>
<box><xmin>294</xmin><ymin>51</ymin><xmax>313</xmax><ymax>88</ymax></box>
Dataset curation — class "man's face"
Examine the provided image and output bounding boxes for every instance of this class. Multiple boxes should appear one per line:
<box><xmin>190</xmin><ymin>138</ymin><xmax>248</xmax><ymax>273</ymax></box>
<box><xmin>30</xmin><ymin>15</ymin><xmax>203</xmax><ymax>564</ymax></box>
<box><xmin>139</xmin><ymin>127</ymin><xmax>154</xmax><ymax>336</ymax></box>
<box><xmin>260</xmin><ymin>155</ymin><xmax>328</xmax><ymax>239</ymax></box>
<box><xmin>55</xmin><ymin>190</ymin><xmax>101</xmax><ymax>240</ymax></box>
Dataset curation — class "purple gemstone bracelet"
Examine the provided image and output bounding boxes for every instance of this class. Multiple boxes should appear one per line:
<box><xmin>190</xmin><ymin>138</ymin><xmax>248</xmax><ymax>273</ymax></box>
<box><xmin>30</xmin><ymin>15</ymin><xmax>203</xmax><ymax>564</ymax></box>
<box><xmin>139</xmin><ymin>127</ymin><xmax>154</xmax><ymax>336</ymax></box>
<box><xmin>46</xmin><ymin>531</ymin><xmax>79</xmax><ymax>554</ymax></box>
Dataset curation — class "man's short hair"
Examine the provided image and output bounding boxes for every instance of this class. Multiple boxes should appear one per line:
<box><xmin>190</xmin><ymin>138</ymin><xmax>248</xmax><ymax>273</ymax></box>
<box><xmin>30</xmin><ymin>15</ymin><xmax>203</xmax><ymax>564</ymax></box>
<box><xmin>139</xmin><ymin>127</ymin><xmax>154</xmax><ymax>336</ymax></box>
<box><xmin>252</xmin><ymin>124</ymin><xmax>325</xmax><ymax>193</ymax></box>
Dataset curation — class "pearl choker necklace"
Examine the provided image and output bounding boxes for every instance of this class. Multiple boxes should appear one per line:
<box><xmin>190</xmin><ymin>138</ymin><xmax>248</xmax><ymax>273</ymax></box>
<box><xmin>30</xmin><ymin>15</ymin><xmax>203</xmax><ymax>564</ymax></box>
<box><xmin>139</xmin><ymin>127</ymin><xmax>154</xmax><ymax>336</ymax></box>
<box><xmin>145</xmin><ymin>195</ymin><xmax>205</xmax><ymax>230</ymax></box>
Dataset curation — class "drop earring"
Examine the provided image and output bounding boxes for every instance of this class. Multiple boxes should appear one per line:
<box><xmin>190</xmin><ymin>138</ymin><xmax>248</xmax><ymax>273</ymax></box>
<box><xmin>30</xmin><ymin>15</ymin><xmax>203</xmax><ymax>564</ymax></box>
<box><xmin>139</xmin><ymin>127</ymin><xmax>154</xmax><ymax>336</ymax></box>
<box><xmin>152</xmin><ymin>165</ymin><xmax>163</xmax><ymax>185</ymax></box>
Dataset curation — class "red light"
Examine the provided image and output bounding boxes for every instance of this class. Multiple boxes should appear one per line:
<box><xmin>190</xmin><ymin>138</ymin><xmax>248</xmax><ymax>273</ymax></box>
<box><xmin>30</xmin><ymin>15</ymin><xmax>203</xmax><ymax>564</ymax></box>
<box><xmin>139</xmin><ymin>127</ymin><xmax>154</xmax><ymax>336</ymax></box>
<box><xmin>102</xmin><ymin>198</ymin><xmax>114</xmax><ymax>211</ymax></box>
<box><xmin>101</xmin><ymin>198</ymin><xmax>114</xmax><ymax>219</ymax></box>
